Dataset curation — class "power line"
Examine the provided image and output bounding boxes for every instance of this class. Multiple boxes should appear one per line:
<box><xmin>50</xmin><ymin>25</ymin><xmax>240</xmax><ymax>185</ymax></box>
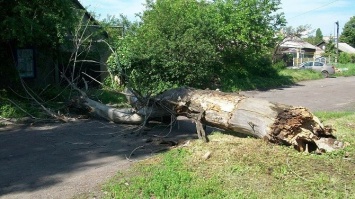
<box><xmin>287</xmin><ymin>0</ymin><xmax>340</xmax><ymax>20</ymax></box>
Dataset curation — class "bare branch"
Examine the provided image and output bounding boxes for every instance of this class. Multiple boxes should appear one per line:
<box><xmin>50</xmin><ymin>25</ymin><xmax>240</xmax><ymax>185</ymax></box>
<box><xmin>81</xmin><ymin>72</ymin><xmax>104</xmax><ymax>85</ymax></box>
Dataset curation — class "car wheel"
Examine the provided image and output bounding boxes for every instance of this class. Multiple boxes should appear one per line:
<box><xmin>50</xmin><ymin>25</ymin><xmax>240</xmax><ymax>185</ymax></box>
<box><xmin>321</xmin><ymin>71</ymin><xmax>329</xmax><ymax>78</ymax></box>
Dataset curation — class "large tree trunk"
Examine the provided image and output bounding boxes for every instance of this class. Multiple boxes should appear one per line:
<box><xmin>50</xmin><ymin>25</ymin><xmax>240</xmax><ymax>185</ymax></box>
<box><xmin>83</xmin><ymin>87</ymin><xmax>343</xmax><ymax>153</ymax></box>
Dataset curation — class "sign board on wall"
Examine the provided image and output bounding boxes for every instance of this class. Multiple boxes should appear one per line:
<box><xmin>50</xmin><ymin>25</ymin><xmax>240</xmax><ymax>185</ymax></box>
<box><xmin>17</xmin><ymin>49</ymin><xmax>35</xmax><ymax>78</ymax></box>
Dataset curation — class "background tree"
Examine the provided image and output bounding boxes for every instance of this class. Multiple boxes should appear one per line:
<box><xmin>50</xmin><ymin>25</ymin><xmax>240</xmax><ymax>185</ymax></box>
<box><xmin>314</xmin><ymin>28</ymin><xmax>324</xmax><ymax>44</ymax></box>
<box><xmin>113</xmin><ymin>0</ymin><xmax>285</xmax><ymax>95</ymax></box>
<box><xmin>304</xmin><ymin>28</ymin><xmax>323</xmax><ymax>45</ymax></box>
<box><xmin>101</xmin><ymin>14</ymin><xmax>139</xmax><ymax>88</ymax></box>
<box><xmin>340</xmin><ymin>16</ymin><xmax>355</xmax><ymax>47</ymax></box>
<box><xmin>322</xmin><ymin>36</ymin><xmax>336</xmax><ymax>61</ymax></box>
<box><xmin>282</xmin><ymin>25</ymin><xmax>311</xmax><ymax>38</ymax></box>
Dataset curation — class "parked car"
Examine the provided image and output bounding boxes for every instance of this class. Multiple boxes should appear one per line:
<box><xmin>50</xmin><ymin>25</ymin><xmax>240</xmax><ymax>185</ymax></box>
<box><xmin>299</xmin><ymin>61</ymin><xmax>335</xmax><ymax>78</ymax></box>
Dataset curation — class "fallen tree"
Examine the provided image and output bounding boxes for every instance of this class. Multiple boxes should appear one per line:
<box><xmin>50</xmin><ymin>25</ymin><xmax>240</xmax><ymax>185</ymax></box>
<box><xmin>77</xmin><ymin>87</ymin><xmax>343</xmax><ymax>153</ymax></box>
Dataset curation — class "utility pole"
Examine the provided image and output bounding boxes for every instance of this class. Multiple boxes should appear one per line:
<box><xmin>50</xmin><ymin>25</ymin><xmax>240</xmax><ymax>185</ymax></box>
<box><xmin>335</xmin><ymin>21</ymin><xmax>339</xmax><ymax>64</ymax></box>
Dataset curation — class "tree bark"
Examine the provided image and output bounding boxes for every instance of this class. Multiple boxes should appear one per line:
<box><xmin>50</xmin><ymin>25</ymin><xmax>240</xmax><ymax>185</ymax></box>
<box><xmin>83</xmin><ymin>87</ymin><xmax>343</xmax><ymax>153</ymax></box>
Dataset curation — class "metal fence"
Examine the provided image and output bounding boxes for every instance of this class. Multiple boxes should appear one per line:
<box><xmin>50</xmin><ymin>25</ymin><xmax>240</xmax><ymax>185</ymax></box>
<box><xmin>292</xmin><ymin>56</ymin><xmax>337</xmax><ymax>66</ymax></box>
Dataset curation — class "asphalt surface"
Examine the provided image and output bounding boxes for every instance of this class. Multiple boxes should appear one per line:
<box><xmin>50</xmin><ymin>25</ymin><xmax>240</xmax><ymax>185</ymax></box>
<box><xmin>1</xmin><ymin>76</ymin><xmax>355</xmax><ymax>199</ymax></box>
<box><xmin>240</xmin><ymin>76</ymin><xmax>355</xmax><ymax>112</ymax></box>
<box><xmin>0</xmin><ymin>118</ymin><xmax>200</xmax><ymax>199</ymax></box>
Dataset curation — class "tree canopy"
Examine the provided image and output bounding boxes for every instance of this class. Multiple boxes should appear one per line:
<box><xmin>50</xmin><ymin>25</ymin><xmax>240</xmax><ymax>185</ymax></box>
<box><xmin>340</xmin><ymin>16</ymin><xmax>355</xmax><ymax>48</ymax></box>
<box><xmin>314</xmin><ymin>28</ymin><xmax>323</xmax><ymax>44</ymax></box>
<box><xmin>0</xmin><ymin>0</ymin><xmax>79</xmax><ymax>48</ymax></box>
<box><xmin>109</xmin><ymin>0</ymin><xmax>285</xmax><ymax>95</ymax></box>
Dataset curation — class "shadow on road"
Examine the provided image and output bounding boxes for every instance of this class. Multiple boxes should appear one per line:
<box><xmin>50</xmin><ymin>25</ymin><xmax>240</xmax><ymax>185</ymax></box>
<box><xmin>0</xmin><ymin>118</ymin><xmax>208</xmax><ymax>197</ymax></box>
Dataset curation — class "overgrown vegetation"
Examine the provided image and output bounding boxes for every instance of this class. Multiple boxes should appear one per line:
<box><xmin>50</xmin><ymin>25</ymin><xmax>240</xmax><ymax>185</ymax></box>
<box><xmin>340</xmin><ymin>16</ymin><xmax>355</xmax><ymax>48</ymax></box>
<box><xmin>335</xmin><ymin>63</ymin><xmax>355</xmax><ymax>77</ymax></box>
<box><xmin>0</xmin><ymin>87</ymin><xmax>127</xmax><ymax>120</ymax></box>
<box><xmin>103</xmin><ymin>111</ymin><xmax>355</xmax><ymax>198</ymax></box>
<box><xmin>107</xmin><ymin>0</ymin><xmax>286</xmax><ymax>95</ymax></box>
<box><xmin>339</xmin><ymin>52</ymin><xmax>355</xmax><ymax>64</ymax></box>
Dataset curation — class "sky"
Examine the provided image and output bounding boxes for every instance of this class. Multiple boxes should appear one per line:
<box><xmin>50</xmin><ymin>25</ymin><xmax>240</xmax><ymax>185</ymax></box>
<box><xmin>79</xmin><ymin>0</ymin><xmax>354</xmax><ymax>36</ymax></box>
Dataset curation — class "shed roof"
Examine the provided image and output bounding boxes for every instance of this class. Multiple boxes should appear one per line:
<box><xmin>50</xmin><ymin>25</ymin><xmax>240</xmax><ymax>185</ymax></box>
<box><xmin>338</xmin><ymin>43</ymin><xmax>355</xmax><ymax>53</ymax></box>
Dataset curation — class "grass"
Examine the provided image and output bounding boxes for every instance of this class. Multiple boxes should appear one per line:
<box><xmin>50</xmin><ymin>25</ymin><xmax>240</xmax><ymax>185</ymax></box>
<box><xmin>334</xmin><ymin>63</ymin><xmax>355</xmax><ymax>77</ymax></box>
<box><xmin>87</xmin><ymin>89</ymin><xmax>127</xmax><ymax>107</ymax></box>
<box><xmin>222</xmin><ymin>63</ymin><xmax>355</xmax><ymax>92</ymax></box>
<box><xmin>103</xmin><ymin>111</ymin><xmax>355</xmax><ymax>198</ymax></box>
<box><xmin>222</xmin><ymin>67</ymin><xmax>326</xmax><ymax>92</ymax></box>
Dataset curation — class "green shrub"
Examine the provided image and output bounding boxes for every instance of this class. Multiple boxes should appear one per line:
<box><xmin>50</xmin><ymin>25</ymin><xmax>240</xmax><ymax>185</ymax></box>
<box><xmin>0</xmin><ymin>103</ymin><xmax>18</xmax><ymax>118</ymax></box>
<box><xmin>272</xmin><ymin>61</ymin><xmax>287</xmax><ymax>71</ymax></box>
<box><xmin>339</xmin><ymin>52</ymin><xmax>351</xmax><ymax>64</ymax></box>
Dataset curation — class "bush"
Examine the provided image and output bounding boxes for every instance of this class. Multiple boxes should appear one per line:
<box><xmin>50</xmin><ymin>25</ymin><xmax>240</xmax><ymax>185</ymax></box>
<box><xmin>339</xmin><ymin>52</ymin><xmax>351</xmax><ymax>64</ymax></box>
<box><xmin>272</xmin><ymin>61</ymin><xmax>287</xmax><ymax>71</ymax></box>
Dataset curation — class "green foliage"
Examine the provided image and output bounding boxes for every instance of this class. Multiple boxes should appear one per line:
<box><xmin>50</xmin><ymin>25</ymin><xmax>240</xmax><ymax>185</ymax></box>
<box><xmin>279</xmin><ymin>68</ymin><xmax>323</xmax><ymax>81</ymax></box>
<box><xmin>0</xmin><ymin>97</ymin><xmax>38</xmax><ymax>118</ymax></box>
<box><xmin>103</xmin><ymin>15</ymin><xmax>140</xmax><ymax>90</ymax></box>
<box><xmin>305</xmin><ymin>28</ymin><xmax>323</xmax><ymax>45</ymax></box>
<box><xmin>0</xmin><ymin>103</ymin><xmax>20</xmax><ymax>118</ymax></box>
<box><xmin>0</xmin><ymin>0</ymin><xmax>80</xmax><ymax>47</ymax></box>
<box><xmin>322</xmin><ymin>36</ymin><xmax>336</xmax><ymax>58</ymax></box>
<box><xmin>88</xmin><ymin>89</ymin><xmax>127</xmax><ymax>106</ymax></box>
<box><xmin>0</xmin><ymin>86</ymin><xmax>71</xmax><ymax>119</ymax></box>
<box><xmin>339</xmin><ymin>52</ymin><xmax>355</xmax><ymax>64</ymax></box>
<box><xmin>282</xmin><ymin>25</ymin><xmax>311</xmax><ymax>38</ymax></box>
<box><xmin>335</xmin><ymin>63</ymin><xmax>355</xmax><ymax>77</ymax></box>
<box><xmin>339</xmin><ymin>52</ymin><xmax>351</xmax><ymax>64</ymax></box>
<box><xmin>109</xmin><ymin>0</ymin><xmax>285</xmax><ymax>95</ymax></box>
<box><xmin>315</xmin><ymin>28</ymin><xmax>323</xmax><ymax>44</ymax></box>
<box><xmin>272</xmin><ymin>61</ymin><xmax>287</xmax><ymax>71</ymax></box>
<box><xmin>340</xmin><ymin>16</ymin><xmax>355</xmax><ymax>48</ymax></box>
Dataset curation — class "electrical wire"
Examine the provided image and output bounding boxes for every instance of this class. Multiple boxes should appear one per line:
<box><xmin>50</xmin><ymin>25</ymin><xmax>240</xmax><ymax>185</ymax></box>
<box><xmin>287</xmin><ymin>0</ymin><xmax>340</xmax><ymax>20</ymax></box>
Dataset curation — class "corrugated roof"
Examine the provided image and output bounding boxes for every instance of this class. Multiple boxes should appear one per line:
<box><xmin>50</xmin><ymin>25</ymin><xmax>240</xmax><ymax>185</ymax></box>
<box><xmin>338</xmin><ymin>43</ymin><xmax>355</xmax><ymax>53</ymax></box>
<box><xmin>280</xmin><ymin>37</ymin><xmax>317</xmax><ymax>50</ymax></box>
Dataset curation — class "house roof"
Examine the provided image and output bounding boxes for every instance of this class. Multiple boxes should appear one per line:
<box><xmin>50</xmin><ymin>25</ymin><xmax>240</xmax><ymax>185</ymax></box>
<box><xmin>338</xmin><ymin>43</ymin><xmax>355</xmax><ymax>54</ymax></box>
<box><xmin>72</xmin><ymin>0</ymin><xmax>99</xmax><ymax>25</ymax></box>
<box><xmin>280</xmin><ymin>37</ymin><xmax>317</xmax><ymax>50</ymax></box>
<box><xmin>318</xmin><ymin>36</ymin><xmax>355</xmax><ymax>54</ymax></box>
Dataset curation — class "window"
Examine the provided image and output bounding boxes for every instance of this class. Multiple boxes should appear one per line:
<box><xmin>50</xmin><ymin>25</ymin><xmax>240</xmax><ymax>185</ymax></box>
<box><xmin>16</xmin><ymin>49</ymin><xmax>35</xmax><ymax>78</ymax></box>
<box><xmin>314</xmin><ymin>62</ymin><xmax>323</xmax><ymax>66</ymax></box>
<box><xmin>304</xmin><ymin>62</ymin><xmax>312</xmax><ymax>66</ymax></box>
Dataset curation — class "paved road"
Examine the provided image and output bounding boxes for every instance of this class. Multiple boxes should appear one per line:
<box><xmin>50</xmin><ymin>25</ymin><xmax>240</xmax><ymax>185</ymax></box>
<box><xmin>240</xmin><ymin>76</ymin><xmax>355</xmax><ymax>112</ymax></box>
<box><xmin>0</xmin><ymin>118</ymin><xmax>199</xmax><ymax>199</ymax></box>
<box><xmin>1</xmin><ymin>76</ymin><xmax>354</xmax><ymax>199</ymax></box>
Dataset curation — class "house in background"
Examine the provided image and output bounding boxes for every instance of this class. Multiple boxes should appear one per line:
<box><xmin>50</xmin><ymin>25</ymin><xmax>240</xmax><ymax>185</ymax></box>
<box><xmin>276</xmin><ymin>37</ymin><xmax>322</xmax><ymax>66</ymax></box>
<box><xmin>318</xmin><ymin>36</ymin><xmax>355</xmax><ymax>54</ymax></box>
<box><xmin>14</xmin><ymin>0</ymin><xmax>111</xmax><ymax>88</ymax></box>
